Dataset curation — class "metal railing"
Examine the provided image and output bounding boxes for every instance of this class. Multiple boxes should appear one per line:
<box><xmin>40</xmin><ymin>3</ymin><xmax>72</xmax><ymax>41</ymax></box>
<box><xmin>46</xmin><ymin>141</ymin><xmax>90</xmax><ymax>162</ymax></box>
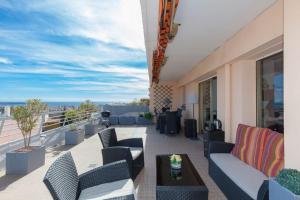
<box><xmin>42</xmin><ymin>109</ymin><xmax>100</xmax><ymax>131</ymax></box>
<box><xmin>0</xmin><ymin>109</ymin><xmax>100</xmax><ymax>145</ymax></box>
<box><xmin>0</xmin><ymin>109</ymin><xmax>101</xmax><ymax>170</ymax></box>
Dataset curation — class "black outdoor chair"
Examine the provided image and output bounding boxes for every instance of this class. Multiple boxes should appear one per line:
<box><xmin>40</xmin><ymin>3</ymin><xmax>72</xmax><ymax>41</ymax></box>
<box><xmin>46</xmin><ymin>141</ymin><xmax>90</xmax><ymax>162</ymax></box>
<box><xmin>98</xmin><ymin>128</ymin><xmax>144</xmax><ymax>180</ymax></box>
<box><xmin>43</xmin><ymin>152</ymin><xmax>135</xmax><ymax>200</ymax></box>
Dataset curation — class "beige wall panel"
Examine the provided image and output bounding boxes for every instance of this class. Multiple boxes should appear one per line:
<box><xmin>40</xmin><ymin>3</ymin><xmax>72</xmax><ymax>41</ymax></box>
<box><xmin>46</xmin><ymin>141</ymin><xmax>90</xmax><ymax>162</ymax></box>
<box><xmin>230</xmin><ymin>60</ymin><xmax>256</xmax><ymax>142</ymax></box>
<box><xmin>284</xmin><ymin>0</ymin><xmax>300</xmax><ymax>170</ymax></box>
<box><xmin>178</xmin><ymin>0</ymin><xmax>283</xmax><ymax>86</ymax></box>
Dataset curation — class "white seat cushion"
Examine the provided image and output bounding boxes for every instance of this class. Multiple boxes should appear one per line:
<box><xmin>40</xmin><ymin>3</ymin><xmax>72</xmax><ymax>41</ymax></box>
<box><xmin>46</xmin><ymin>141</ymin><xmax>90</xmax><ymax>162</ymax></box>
<box><xmin>210</xmin><ymin>153</ymin><xmax>268</xmax><ymax>199</ymax></box>
<box><xmin>79</xmin><ymin>179</ymin><xmax>135</xmax><ymax>200</ymax></box>
<box><xmin>130</xmin><ymin>147</ymin><xmax>143</xmax><ymax>160</ymax></box>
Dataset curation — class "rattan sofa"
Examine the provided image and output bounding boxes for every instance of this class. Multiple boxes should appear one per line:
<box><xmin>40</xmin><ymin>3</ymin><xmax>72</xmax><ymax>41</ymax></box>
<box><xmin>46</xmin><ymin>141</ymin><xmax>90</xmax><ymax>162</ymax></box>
<box><xmin>209</xmin><ymin>142</ymin><xmax>269</xmax><ymax>200</ymax></box>
<box><xmin>98</xmin><ymin>128</ymin><xmax>144</xmax><ymax>180</ymax></box>
<box><xmin>43</xmin><ymin>152</ymin><xmax>135</xmax><ymax>200</ymax></box>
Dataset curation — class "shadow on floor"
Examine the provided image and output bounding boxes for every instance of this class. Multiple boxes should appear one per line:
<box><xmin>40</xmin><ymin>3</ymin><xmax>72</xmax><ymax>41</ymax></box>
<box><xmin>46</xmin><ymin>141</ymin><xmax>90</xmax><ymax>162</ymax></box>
<box><xmin>0</xmin><ymin>174</ymin><xmax>23</xmax><ymax>191</ymax></box>
<box><xmin>46</xmin><ymin>144</ymin><xmax>74</xmax><ymax>157</ymax></box>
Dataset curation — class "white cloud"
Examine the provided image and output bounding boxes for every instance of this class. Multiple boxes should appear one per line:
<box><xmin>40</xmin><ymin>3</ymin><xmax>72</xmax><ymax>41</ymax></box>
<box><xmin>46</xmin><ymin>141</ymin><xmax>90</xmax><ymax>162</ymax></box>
<box><xmin>0</xmin><ymin>0</ymin><xmax>149</xmax><ymax>102</ymax></box>
<box><xmin>0</xmin><ymin>57</ymin><xmax>12</xmax><ymax>64</ymax></box>
<box><xmin>57</xmin><ymin>79</ymin><xmax>149</xmax><ymax>90</ymax></box>
<box><xmin>14</xmin><ymin>0</ymin><xmax>145</xmax><ymax>50</ymax></box>
<box><xmin>0</xmin><ymin>67</ymin><xmax>87</xmax><ymax>77</ymax></box>
<box><xmin>0</xmin><ymin>65</ymin><xmax>149</xmax><ymax>81</ymax></box>
<box><xmin>84</xmin><ymin>65</ymin><xmax>149</xmax><ymax>81</ymax></box>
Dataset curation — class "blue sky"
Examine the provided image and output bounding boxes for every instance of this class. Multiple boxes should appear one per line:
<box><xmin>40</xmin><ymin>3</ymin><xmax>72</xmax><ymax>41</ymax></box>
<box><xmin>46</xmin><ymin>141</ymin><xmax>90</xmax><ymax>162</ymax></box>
<box><xmin>0</xmin><ymin>0</ymin><xmax>149</xmax><ymax>102</ymax></box>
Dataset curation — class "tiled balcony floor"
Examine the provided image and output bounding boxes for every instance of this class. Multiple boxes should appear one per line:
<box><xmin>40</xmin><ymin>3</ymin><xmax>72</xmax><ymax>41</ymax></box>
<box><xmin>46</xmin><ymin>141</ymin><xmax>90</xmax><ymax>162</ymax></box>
<box><xmin>0</xmin><ymin>126</ymin><xmax>226</xmax><ymax>200</ymax></box>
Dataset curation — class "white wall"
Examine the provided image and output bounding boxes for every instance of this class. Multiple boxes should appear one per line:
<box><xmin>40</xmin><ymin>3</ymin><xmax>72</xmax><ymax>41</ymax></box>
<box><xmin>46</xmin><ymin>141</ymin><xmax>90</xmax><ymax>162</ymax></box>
<box><xmin>173</xmin><ymin>0</ymin><xmax>283</xmax><ymax>140</ymax></box>
<box><xmin>178</xmin><ymin>0</ymin><xmax>283</xmax><ymax>87</ymax></box>
<box><xmin>216</xmin><ymin>61</ymin><xmax>256</xmax><ymax>142</ymax></box>
<box><xmin>284</xmin><ymin>0</ymin><xmax>300</xmax><ymax>170</ymax></box>
<box><xmin>230</xmin><ymin>60</ymin><xmax>257</xmax><ymax>142</ymax></box>
<box><xmin>183</xmin><ymin>82</ymin><xmax>198</xmax><ymax>119</ymax></box>
<box><xmin>217</xmin><ymin>67</ymin><xmax>226</xmax><ymax>133</ymax></box>
<box><xmin>217</xmin><ymin>66</ymin><xmax>232</xmax><ymax>142</ymax></box>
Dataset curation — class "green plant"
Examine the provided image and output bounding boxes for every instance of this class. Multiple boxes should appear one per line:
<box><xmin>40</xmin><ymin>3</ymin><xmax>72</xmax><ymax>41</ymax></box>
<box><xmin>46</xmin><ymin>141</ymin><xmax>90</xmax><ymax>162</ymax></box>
<box><xmin>79</xmin><ymin>100</ymin><xmax>98</xmax><ymax>121</ymax></box>
<box><xmin>128</xmin><ymin>98</ymin><xmax>150</xmax><ymax>106</ymax></box>
<box><xmin>170</xmin><ymin>154</ymin><xmax>182</xmax><ymax>164</ymax></box>
<box><xmin>68</xmin><ymin>124</ymin><xmax>78</xmax><ymax>131</ymax></box>
<box><xmin>12</xmin><ymin>99</ymin><xmax>47</xmax><ymax>149</ymax></box>
<box><xmin>276</xmin><ymin>169</ymin><xmax>300</xmax><ymax>195</ymax></box>
<box><xmin>65</xmin><ymin>109</ymin><xmax>79</xmax><ymax>131</ymax></box>
<box><xmin>144</xmin><ymin>112</ymin><xmax>153</xmax><ymax>120</ymax></box>
<box><xmin>140</xmin><ymin>98</ymin><xmax>150</xmax><ymax>106</ymax></box>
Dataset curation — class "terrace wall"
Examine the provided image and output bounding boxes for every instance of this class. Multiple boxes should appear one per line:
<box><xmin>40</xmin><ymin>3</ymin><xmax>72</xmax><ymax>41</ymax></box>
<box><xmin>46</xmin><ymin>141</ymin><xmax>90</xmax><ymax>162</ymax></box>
<box><xmin>173</xmin><ymin>0</ymin><xmax>284</xmax><ymax>149</ymax></box>
<box><xmin>284</xmin><ymin>0</ymin><xmax>300</xmax><ymax>169</ymax></box>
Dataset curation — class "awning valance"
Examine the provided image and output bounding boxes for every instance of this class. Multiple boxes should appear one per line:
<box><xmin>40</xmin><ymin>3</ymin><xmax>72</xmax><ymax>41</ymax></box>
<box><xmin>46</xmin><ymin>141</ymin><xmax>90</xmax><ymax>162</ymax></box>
<box><xmin>152</xmin><ymin>0</ymin><xmax>179</xmax><ymax>84</ymax></box>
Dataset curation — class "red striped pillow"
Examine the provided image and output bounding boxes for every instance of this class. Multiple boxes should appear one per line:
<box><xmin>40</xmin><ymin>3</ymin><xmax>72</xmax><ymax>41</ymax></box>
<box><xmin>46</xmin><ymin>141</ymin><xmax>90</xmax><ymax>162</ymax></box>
<box><xmin>231</xmin><ymin>124</ymin><xmax>270</xmax><ymax>170</ymax></box>
<box><xmin>231</xmin><ymin>124</ymin><xmax>248</xmax><ymax>159</ymax></box>
<box><xmin>251</xmin><ymin>128</ymin><xmax>270</xmax><ymax>170</ymax></box>
<box><xmin>261</xmin><ymin>131</ymin><xmax>284</xmax><ymax>177</ymax></box>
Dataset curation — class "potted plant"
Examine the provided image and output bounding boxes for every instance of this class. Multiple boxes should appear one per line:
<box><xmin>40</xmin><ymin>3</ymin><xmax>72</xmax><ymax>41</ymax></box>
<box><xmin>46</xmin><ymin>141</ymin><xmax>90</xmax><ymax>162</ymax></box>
<box><xmin>79</xmin><ymin>100</ymin><xmax>98</xmax><ymax>135</ymax></box>
<box><xmin>137</xmin><ymin>112</ymin><xmax>153</xmax><ymax>125</ymax></box>
<box><xmin>269</xmin><ymin>169</ymin><xmax>300</xmax><ymax>200</ymax></box>
<box><xmin>6</xmin><ymin>99</ymin><xmax>47</xmax><ymax>175</ymax></box>
<box><xmin>64</xmin><ymin>109</ymin><xmax>84</xmax><ymax>145</ymax></box>
<box><xmin>170</xmin><ymin>154</ymin><xmax>182</xmax><ymax>169</ymax></box>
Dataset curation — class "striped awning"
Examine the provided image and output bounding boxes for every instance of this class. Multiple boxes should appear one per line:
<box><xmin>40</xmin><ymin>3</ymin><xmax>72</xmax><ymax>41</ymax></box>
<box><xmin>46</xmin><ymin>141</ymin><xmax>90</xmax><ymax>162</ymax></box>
<box><xmin>152</xmin><ymin>0</ymin><xmax>179</xmax><ymax>84</ymax></box>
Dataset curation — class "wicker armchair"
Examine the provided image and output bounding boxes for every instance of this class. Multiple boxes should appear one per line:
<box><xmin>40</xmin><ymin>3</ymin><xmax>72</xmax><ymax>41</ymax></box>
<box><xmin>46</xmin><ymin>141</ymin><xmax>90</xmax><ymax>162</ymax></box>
<box><xmin>43</xmin><ymin>152</ymin><xmax>135</xmax><ymax>200</ymax></box>
<box><xmin>98</xmin><ymin>128</ymin><xmax>144</xmax><ymax>180</ymax></box>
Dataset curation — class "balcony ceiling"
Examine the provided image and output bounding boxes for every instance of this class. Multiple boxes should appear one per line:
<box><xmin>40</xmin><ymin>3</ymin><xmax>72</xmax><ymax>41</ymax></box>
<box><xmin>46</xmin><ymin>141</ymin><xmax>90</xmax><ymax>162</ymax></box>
<box><xmin>141</xmin><ymin>0</ymin><xmax>278</xmax><ymax>81</ymax></box>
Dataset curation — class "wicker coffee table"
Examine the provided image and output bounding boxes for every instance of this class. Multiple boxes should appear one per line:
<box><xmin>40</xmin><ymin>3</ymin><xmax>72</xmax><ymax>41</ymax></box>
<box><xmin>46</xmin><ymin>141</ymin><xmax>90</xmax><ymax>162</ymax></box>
<box><xmin>156</xmin><ymin>154</ymin><xmax>208</xmax><ymax>200</ymax></box>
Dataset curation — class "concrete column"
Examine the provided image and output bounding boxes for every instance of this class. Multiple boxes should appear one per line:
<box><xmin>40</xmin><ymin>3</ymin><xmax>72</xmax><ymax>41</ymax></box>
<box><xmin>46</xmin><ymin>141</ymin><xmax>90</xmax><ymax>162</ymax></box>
<box><xmin>284</xmin><ymin>0</ymin><xmax>300</xmax><ymax>170</ymax></box>
<box><xmin>217</xmin><ymin>65</ymin><xmax>232</xmax><ymax>142</ymax></box>
<box><xmin>224</xmin><ymin>64</ymin><xmax>232</xmax><ymax>142</ymax></box>
<box><xmin>230</xmin><ymin>60</ymin><xmax>256</xmax><ymax>142</ymax></box>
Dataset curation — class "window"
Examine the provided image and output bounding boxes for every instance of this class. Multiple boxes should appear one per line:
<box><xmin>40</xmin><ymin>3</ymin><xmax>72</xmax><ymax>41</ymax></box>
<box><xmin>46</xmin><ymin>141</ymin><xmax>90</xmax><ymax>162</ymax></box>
<box><xmin>256</xmin><ymin>52</ymin><xmax>284</xmax><ymax>133</ymax></box>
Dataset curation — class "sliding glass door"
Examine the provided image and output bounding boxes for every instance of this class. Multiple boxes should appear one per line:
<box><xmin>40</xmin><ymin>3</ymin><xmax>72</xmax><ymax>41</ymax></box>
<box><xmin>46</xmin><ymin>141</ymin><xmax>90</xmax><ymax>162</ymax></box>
<box><xmin>257</xmin><ymin>52</ymin><xmax>284</xmax><ymax>133</ymax></box>
<box><xmin>198</xmin><ymin>77</ymin><xmax>217</xmax><ymax>133</ymax></box>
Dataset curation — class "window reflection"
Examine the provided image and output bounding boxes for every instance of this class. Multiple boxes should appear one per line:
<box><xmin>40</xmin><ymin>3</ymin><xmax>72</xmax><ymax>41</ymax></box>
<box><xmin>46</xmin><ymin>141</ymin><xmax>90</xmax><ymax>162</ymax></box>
<box><xmin>257</xmin><ymin>52</ymin><xmax>284</xmax><ymax>133</ymax></box>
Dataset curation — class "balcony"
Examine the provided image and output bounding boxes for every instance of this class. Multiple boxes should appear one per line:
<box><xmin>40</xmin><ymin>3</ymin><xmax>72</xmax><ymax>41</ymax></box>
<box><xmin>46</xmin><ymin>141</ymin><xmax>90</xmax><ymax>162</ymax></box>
<box><xmin>0</xmin><ymin>126</ymin><xmax>225</xmax><ymax>199</ymax></box>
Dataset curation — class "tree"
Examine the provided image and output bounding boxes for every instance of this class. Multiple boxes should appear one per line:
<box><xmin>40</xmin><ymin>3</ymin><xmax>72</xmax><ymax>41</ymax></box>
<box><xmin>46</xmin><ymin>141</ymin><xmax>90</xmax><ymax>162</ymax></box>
<box><xmin>140</xmin><ymin>98</ymin><xmax>150</xmax><ymax>106</ymax></box>
<box><xmin>79</xmin><ymin>100</ymin><xmax>98</xmax><ymax>121</ymax></box>
<box><xmin>13</xmin><ymin>99</ymin><xmax>47</xmax><ymax>149</ymax></box>
<box><xmin>128</xmin><ymin>98</ymin><xmax>150</xmax><ymax>106</ymax></box>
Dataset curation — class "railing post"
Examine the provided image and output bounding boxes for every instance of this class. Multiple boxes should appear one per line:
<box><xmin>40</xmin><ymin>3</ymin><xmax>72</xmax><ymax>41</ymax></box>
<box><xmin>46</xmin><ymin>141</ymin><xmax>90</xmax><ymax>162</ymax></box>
<box><xmin>0</xmin><ymin>118</ymin><xmax>5</xmax><ymax>136</ymax></box>
<box><xmin>38</xmin><ymin>113</ymin><xmax>46</xmax><ymax>135</ymax></box>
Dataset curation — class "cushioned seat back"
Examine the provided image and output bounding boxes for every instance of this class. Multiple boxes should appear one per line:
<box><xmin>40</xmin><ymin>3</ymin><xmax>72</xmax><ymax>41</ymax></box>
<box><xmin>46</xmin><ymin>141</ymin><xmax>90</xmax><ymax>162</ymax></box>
<box><xmin>99</xmin><ymin>128</ymin><xmax>118</xmax><ymax>148</ymax></box>
<box><xmin>261</xmin><ymin>131</ymin><xmax>284</xmax><ymax>177</ymax></box>
<box><xmin>231</xmin><ymin>124</ymin><xmax>271</xmax><ymax>170</ymax></box>
<box><xmin>43</xmin><ymin>152</ymin><xmax>79</xmax><ymax>200</ymax></box>
<box><xmin>231</xmin><ymin>124</ymin><xmax>284</xmax><ymax>177</ymax></box>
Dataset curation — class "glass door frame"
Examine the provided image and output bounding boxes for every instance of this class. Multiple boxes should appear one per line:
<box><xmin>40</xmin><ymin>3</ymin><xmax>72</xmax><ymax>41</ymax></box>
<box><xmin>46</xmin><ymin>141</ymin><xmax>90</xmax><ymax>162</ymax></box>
<box><xmin>198</xmin><ymin>76</ymin><xmax>217</xmax><ymax>134</ymax></box>
<box><xmin>256</xmin><ymin>52</ymin><xmax>284</xmax><ymax>132</ymax></box>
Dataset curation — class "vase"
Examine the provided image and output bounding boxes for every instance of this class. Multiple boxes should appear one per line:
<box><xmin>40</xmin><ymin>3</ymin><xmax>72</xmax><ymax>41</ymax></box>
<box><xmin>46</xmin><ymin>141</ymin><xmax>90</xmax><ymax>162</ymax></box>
<box><xmin>171</xmin><ymin>161</ymin><xmax>182</xmax><ymax>170</ymax></box>
<box><xmin>269</xmin><ymin>178</ymin><xmax>300</xmax><ymax>200</ymax></box>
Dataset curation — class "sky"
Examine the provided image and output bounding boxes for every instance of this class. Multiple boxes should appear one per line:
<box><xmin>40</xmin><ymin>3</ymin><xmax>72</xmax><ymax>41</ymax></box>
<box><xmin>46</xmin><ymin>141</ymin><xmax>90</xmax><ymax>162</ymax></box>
<box><xmin>0</xmin><ymin>0</ymin><xmax>149</xmax><ymax>102</ymax></box>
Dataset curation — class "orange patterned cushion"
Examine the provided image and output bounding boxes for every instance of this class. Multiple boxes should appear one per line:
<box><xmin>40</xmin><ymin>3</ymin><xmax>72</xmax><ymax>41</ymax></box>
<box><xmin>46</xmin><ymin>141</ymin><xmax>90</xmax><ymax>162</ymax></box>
<box><xmin>231</xmin><ymin>124</ymin><xmax>270</xmax><ymax>170</ymax></box>
<box><xmin>261</xmin><ymin>131</ymin><xmax>284</xmax><ymax>177</ymax></box>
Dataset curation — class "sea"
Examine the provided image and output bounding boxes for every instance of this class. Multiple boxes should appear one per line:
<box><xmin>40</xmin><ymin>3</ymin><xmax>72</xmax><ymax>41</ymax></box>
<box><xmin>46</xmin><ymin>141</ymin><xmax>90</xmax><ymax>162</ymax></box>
<box><xmin>0</xmin><ymin>102</ymin><xmax>109</xmax><ymax>107</ymax></box>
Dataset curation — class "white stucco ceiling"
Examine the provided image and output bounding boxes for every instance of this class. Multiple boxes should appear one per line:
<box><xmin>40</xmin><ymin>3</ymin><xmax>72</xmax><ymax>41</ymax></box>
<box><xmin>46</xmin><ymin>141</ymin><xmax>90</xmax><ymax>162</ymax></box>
<box><xmin>141</xmin><ymin>0</ymin><xmax>278</xmax><ymax>81</ymax></box>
